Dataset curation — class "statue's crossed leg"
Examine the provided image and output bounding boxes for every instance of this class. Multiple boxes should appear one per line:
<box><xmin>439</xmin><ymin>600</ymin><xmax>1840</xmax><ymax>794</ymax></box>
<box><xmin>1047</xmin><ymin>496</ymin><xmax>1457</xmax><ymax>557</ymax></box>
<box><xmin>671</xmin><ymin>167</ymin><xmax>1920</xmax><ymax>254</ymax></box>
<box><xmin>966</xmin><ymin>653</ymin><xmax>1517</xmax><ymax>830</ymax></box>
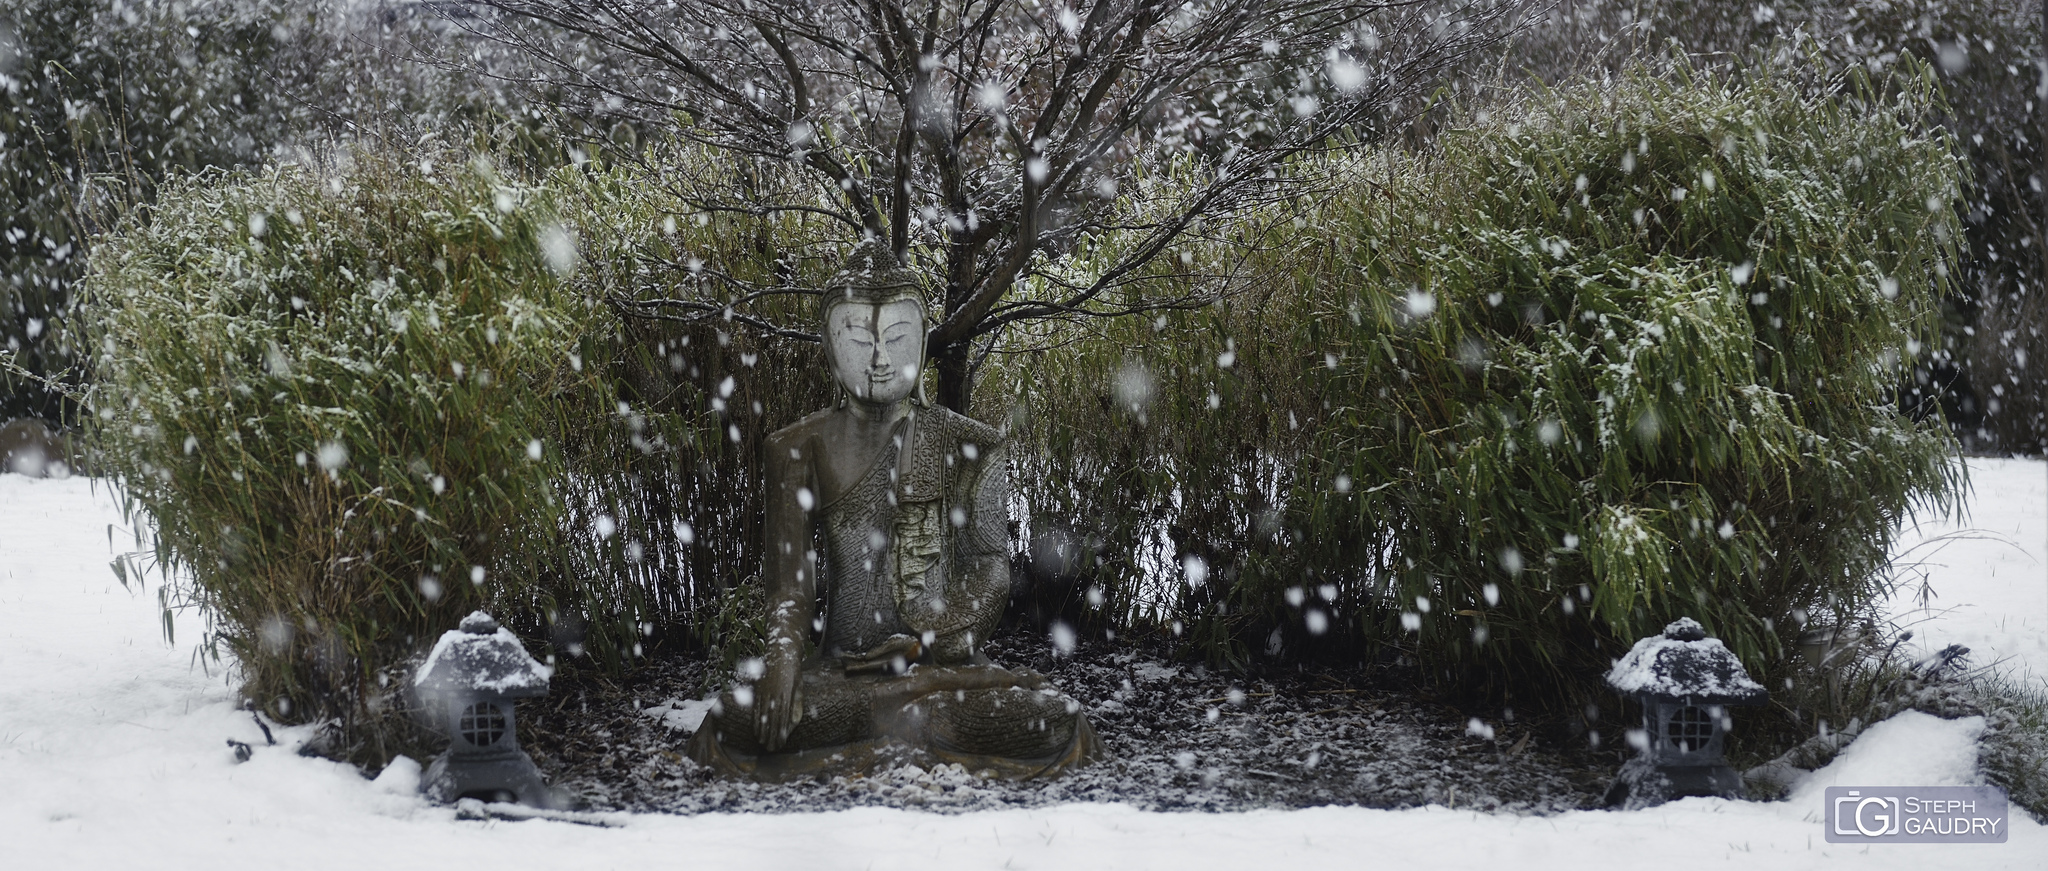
<box><xmin>689</xmin><ymin>662</ymin><xmax>1099</xmax><ymax>781</ymax></box>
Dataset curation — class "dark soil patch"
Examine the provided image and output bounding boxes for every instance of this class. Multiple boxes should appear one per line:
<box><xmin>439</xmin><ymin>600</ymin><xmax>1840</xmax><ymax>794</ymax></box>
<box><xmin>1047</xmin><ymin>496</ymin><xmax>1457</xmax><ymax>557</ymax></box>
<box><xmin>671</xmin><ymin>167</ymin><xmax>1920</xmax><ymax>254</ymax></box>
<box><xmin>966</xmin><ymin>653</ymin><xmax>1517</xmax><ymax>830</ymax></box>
<box><xmin>520</xmin><ymin>629</ymin><xmax>1618</xmax><ymax>814</ymax></box>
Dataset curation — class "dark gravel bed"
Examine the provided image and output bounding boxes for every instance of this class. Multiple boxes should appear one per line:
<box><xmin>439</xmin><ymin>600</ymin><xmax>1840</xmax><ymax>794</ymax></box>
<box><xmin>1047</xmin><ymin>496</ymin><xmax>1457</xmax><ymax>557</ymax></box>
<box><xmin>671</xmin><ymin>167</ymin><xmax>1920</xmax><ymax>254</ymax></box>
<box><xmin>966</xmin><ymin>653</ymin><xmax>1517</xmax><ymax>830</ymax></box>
<box><xmin>520</xmin><ymin>629</ymin><xmax>1616</xmax><ymax>815</ymax></box>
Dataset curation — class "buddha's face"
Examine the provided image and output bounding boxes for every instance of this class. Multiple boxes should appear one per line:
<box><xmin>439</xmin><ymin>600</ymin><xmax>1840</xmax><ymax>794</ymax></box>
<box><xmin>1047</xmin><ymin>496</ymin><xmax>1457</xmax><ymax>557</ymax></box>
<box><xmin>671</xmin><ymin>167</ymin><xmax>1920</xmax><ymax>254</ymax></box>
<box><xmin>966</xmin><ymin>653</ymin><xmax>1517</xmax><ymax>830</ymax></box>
<box><xmin>826</xmin><ymin>299</ymin><xmax>924</xmax><ymax>405</ymax></box>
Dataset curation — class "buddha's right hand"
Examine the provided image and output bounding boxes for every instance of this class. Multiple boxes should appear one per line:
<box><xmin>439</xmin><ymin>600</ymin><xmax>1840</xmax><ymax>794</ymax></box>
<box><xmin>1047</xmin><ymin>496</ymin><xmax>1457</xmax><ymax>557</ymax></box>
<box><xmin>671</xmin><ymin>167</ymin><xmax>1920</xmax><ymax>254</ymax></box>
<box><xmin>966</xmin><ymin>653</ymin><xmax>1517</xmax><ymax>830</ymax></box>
<box><xmin>755</xmin><ymin>645</ymin><xmax>804</xmax><ymax>752</ymax></box>
<box><xmin>878</xmin><ymin>663</ymin><xmax>1049</xmax><ymax>704</ymax></box>
<box><xmin>842</xmin><ymin>634</ymin><xmax>925</xmax><ymax>675</ymax></box>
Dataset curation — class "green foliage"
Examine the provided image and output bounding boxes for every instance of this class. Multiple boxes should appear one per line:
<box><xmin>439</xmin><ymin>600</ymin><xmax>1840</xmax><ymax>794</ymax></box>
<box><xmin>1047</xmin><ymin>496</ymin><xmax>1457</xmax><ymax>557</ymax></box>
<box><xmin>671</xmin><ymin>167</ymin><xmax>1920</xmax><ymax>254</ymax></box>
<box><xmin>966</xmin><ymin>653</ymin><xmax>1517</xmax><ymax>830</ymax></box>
<box><xmin>559</xmin><ymin>145</ymin><xmax>840</xmax><ymax>685</ymax></box>
<box><xmin>1000</xmin><ymin>57</ymin><xmax>1967</xmax><ymax>706</ymax></box>
<box><xmin>990</xmin><ymin>276</ymin><xmax>1318</xmax><ymax>666</ymax></box>
<box><xmin>1490</xmin><ymin>0</ymin><xmax>2047</xmax><ymax>454</ymax></box>
<box><xmin>1975</xmin><ymin>672</ymin><xmax>2048</xmax><ymax>822</ymax></box>
<box><xmin>79</xmin><ymin>147</ymin><xmax>639</xmax><ymax>759</ymax></box>
<box><xmin>74</xmin><ymin>138</ymin><xmax>848</xmax><ymax>761</ymax></box>
<box><xmin>1293</xmin><ymin>61</ymin><xmax>1965</xmax><ymax>701</ymax></box>
<box><xmin>691</xmin><ymin>578</ymin><xmax>768</xmax><ymax>696</ymax></box>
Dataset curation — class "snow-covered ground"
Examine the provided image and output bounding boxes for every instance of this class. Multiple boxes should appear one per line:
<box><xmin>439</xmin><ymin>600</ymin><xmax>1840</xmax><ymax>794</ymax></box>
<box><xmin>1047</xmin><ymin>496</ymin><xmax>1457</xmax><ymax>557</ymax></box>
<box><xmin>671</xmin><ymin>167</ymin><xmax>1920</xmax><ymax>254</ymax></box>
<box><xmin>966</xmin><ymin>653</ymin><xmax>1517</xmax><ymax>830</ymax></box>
<box><xmin>1889</xmin><ymin>458</ymin><xmax>2048</xmax><ymax>690</ymax></box>
<box><xmin>2</xmin><ymin>460</ymin><xmax>2043</xmax><ymax>870</ymax></box>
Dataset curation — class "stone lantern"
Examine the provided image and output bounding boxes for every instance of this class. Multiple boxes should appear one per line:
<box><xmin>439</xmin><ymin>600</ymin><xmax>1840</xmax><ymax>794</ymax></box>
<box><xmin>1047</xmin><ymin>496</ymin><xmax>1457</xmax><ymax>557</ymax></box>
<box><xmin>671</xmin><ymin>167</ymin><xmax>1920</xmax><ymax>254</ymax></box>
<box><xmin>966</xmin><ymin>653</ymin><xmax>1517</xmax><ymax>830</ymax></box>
<box><xmin>414</xmin><ymin>611</ymin><xmax>556</xmax><ymax>807</ymax></box>
<box><xmin>1602</xmin><ymin>617</ymin><xmax>1767</xmax><ymax>808</ymax></box>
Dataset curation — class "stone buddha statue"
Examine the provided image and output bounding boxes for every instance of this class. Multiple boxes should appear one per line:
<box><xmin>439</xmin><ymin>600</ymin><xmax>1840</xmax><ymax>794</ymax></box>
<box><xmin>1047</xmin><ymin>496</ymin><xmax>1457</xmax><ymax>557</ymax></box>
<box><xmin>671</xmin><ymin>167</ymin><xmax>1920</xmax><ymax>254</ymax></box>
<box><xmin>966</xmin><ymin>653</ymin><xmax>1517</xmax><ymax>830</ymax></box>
<box><xmin>687</xmin><ymin>244</ymin><xmax>1100</xmax><ymax>781</ymax></box>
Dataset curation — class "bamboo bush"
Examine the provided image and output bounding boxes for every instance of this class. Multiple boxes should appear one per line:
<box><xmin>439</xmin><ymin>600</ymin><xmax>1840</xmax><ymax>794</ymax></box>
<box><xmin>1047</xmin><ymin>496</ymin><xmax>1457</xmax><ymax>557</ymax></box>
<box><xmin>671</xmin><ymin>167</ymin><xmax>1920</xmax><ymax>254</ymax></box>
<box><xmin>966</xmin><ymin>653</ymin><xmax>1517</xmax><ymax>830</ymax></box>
<box><xmin>1297</xmin><ymin>59</ymin><xmax>1967</xmax><ymax>703</ymax></box>
<box><xmin>997</xmin><ymin>56</ymin><xmax>1968</xmax><ymax>706</ymax></box>
<box><xmin>77</xmin><ymin>149</ymin><xmax>627</xmax><ymax>758</ymax></box>
<box><xmin>561</xmin><ymin>146</ymin><xmax>839</xmax><ymax>677</ymax></box>
<box><xmin>987</xmin><ymin>260</ymin><xmax>1321</xmax><ymax>664</ymax></box>
<box><xmin>74</xmin><ymin>139</ymin><xmax>846</xmax><ymax>761</ymax></box>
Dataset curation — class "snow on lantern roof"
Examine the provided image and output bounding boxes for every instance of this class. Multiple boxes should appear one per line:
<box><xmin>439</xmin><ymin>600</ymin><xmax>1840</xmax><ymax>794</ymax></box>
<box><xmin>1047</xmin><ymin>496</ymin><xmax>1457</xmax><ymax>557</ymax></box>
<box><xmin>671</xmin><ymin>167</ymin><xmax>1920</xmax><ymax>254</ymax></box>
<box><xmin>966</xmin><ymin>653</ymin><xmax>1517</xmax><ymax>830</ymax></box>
<box><xmin>1605</xmin><ymin>617</ymin><xmax>1766</xmax><ymax>705</ymax></box>
<box><xmin>414</xmin><ymin>611</ymin><xmax>552</xmax><ymax>697</ymax></box>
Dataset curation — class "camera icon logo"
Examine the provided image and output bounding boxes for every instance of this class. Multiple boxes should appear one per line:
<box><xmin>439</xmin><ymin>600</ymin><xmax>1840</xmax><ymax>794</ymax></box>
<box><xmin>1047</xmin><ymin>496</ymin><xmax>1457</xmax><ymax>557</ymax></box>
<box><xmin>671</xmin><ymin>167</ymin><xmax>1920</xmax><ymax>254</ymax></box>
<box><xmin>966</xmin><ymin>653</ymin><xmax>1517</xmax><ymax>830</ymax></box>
<box><xmin>1833</xmin><ymin>790</ymin><xmax>1902</xmax><ymax>838</ymax></box>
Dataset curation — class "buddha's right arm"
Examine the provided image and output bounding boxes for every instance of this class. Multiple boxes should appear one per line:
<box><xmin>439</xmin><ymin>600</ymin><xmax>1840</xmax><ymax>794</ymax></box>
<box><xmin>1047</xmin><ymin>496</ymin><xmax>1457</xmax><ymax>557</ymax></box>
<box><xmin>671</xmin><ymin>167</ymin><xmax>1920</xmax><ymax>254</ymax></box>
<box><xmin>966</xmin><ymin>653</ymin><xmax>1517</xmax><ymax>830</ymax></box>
<box><xmin>758</xmin><ymin>432</ymin><xmax>818</xmax><ymax>748</ymax></box>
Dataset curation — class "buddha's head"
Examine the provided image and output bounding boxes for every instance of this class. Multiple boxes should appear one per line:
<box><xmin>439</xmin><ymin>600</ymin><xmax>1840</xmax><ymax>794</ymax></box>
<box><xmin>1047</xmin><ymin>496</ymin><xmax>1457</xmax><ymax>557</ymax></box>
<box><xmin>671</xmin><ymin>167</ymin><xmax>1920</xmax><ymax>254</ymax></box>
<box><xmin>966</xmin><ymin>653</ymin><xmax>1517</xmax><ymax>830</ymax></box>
<box><xmin>821</xmin><ymin>242</ymin><xmax>929</xmax><ymax>407</ymax></box>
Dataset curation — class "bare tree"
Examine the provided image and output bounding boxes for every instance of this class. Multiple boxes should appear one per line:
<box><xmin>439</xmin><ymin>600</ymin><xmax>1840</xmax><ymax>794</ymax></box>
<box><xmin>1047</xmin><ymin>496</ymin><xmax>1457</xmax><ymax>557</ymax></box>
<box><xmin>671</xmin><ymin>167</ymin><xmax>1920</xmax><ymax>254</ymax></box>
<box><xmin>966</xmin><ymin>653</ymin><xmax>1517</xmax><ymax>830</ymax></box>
<box><xmin>458</xmin><ymin>0</ymin><xmax>1523</xmax><ymax>410</ymax></box>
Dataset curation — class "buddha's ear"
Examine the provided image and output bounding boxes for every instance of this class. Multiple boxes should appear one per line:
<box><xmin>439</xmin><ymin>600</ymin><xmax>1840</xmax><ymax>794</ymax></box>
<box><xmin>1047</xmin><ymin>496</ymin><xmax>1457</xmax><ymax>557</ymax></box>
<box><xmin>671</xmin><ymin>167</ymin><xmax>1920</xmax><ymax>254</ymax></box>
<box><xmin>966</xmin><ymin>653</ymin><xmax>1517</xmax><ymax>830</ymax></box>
<box><xmin>912</xmin><ymin>321</ymin><xmax>935</xmax><ymax>407</ymax></box>
<box><xmin>819</xmin><ymin>309</ymin><xmax>850</xmax><ymax>407</ymax></box>
<box><xmin>911</xmin><ymin>357</ymin><xmax>931</xmax><ymax>408</ymax></box>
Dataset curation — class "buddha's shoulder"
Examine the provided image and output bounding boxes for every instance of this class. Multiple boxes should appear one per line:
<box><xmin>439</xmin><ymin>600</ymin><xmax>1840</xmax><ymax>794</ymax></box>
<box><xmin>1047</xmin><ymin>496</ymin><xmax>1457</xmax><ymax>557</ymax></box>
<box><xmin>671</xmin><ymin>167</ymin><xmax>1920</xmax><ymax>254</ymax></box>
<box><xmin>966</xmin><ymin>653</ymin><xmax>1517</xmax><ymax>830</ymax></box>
<box><xmin>921</xmin><ymin>405</ymin><xmax>1003</xmax><ymax>449</ymax></box>
<box><xmin>767</xmin><ymin>408</ymin><xmax>839</xmax><ymax>448</ymax></box>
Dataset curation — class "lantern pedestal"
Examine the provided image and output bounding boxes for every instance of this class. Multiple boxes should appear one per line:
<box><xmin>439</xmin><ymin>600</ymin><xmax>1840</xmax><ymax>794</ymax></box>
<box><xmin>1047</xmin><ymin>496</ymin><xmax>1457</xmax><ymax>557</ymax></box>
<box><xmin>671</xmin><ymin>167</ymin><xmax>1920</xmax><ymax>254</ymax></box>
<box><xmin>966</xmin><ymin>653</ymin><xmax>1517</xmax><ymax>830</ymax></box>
<box><xmin>1603</xmin><ymin>757</ymin><xmax>1746</xmax><ymax>808</ymax></box>
<box><xmin>422</xmin><ymin>748</ymin><xmax>556</xmax><ymax>807</ymax></box>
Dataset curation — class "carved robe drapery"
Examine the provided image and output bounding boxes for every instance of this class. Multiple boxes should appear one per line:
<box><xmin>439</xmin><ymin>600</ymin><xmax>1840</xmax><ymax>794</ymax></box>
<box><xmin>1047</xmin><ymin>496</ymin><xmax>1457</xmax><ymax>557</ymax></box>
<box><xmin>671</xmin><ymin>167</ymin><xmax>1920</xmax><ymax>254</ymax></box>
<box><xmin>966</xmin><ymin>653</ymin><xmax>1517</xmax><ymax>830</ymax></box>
<box><xmin>688</xmin><ymin>405</ymin><xmax>1099</xmax><ymax>780</ymax></box>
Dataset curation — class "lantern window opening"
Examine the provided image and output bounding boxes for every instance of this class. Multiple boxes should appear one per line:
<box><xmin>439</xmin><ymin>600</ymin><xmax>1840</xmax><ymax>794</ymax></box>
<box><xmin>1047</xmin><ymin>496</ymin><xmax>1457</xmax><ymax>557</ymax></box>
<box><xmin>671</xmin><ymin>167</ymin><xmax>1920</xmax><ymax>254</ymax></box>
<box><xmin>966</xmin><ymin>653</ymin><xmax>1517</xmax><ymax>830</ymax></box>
<box><xmin>459</xmin><ymin>701</ymin><xmax>508</xmax><ymax>747</ymax></box>
<box><xmin>1664</xmin><ymin>704</ymin><xmax>1714</xmax><ymax>754</ymax></box>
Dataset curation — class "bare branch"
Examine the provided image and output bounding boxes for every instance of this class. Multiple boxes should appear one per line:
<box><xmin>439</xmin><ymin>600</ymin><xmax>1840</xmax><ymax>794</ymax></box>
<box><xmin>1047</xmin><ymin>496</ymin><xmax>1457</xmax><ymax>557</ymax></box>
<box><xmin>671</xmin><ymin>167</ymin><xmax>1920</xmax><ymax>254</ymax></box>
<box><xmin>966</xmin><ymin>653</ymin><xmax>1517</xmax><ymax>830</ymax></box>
<box><xmin>458</xmin><ymin>0</ymin><xmax>1531</xmax><ymax>409</ymax></box>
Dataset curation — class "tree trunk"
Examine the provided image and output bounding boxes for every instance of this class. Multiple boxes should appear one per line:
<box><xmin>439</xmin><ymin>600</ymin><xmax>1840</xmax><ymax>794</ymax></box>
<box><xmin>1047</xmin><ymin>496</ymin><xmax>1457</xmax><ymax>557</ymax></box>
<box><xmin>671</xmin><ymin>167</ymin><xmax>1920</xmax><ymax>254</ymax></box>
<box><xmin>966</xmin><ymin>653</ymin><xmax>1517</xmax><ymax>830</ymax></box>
<box><xmin>933</xmin><ymin>340</ymin><xmax>973</xmax><ymax>414</ymax></box>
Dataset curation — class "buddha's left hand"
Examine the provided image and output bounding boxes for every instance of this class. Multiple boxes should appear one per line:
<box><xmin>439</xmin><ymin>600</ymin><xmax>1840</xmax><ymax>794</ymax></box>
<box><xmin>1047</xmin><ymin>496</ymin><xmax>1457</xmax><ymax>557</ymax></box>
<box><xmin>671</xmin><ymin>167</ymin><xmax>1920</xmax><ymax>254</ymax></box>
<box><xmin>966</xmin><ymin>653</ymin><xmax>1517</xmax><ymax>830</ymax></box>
<box><xmin>755</xmin><ymin>639</ymin><xmax>805</xmax><ymax>752</ymax></box>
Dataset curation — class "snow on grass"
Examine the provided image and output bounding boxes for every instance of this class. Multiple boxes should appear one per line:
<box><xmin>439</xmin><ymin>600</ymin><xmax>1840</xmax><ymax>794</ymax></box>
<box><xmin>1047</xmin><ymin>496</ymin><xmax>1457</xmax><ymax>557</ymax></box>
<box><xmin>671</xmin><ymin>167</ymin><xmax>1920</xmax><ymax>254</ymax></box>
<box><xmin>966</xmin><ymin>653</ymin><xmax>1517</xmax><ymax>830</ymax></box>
<box><xmin>1787</xmin><ymin>711</ymin><xmax>1989</xmax><ymax>802</ymax></box>
<box><xmin>3</xmin><ymin>462</ymin><xmax>2045</xmax><ymax>869</ymax></box>
<box><xmin>1890</xmin><ymin>457</ymin><xmax>2048</xmax><ymax>689</ymax></box>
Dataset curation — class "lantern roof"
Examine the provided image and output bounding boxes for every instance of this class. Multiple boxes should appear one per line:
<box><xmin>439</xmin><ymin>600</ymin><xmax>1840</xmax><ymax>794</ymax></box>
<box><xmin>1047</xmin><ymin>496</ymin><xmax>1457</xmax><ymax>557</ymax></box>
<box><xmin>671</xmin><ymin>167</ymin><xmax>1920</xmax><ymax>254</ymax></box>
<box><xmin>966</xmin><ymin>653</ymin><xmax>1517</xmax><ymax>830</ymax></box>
<box><xmin>1605</xmin><ymin>618</ymin><xmax>1767</xmax><ymax>705</ymax></box>
<box><xmin>414</xmin><ymin>611</ymin><xmax>552</xmax><ymax>698</ymax></box>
